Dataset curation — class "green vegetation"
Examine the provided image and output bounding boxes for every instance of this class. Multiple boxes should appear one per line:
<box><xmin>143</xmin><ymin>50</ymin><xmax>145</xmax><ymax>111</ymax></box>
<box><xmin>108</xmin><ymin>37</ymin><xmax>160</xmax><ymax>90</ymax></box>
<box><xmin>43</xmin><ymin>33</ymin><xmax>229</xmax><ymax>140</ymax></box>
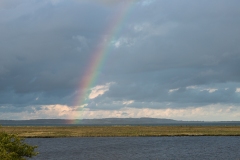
<box><xmin>0</xmin><ymin>129</ymin><xmax>38</xmax><ymax>160</ymax></box>
<box><xmin>1</xmin><ymin>126</ymin><xmax>240</xmax><ymax>138</ymax></box>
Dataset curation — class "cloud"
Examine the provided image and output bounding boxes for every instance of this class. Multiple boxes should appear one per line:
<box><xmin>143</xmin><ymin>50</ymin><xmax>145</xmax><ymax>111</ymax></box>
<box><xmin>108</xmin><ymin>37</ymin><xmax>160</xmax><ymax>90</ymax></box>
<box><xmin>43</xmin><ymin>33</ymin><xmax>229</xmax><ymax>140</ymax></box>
<box><xmin>123</xmin><ymin>100</ymin><xmax>134</xmax><ymax>105</ymax></box>
<box><xmin>1</xmin><ymin>0</ymin><xmax>240</xmax><ymax>120</ymax></box>
<box><xmin>89</xmin><ymin>82</ymin><xmax>114</xmax><ymax>99</ymax></box>
<box><xmin>168</xmin><ymin>88</ymin><xmax>179</xmax><ymax>94</ymax></box>
<box><xmin>140</xmin><ymin>0</ymin><xmax>155</xmax><ymax>6</ymax></box>
<box><xmin>200</xmin><ymin>88</ymin><xmax>218</xmax><ymax>93</ymax></box>
<box><xmin>111</xmin><ymin>37</ymin><xmax>134</xmax><ymax>48</ymax></box>
<box><xmin>1</xmin><ymin>104</ymin><xmax>240</xmax><ymax>121</ymax></box>
<box><xmin>236</xmin><ymin>88</ymin><xmax>240</xmax><ymax>93</ymax></box>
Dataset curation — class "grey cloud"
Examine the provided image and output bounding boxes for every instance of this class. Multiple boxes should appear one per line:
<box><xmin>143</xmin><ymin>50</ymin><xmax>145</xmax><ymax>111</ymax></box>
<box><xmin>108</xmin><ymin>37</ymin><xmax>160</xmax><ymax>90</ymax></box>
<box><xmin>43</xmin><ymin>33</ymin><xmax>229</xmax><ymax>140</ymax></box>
<box><xmin>1</xmin><ymin>0</ymin><xmax>240</xmax><ymax>113</ymax></box>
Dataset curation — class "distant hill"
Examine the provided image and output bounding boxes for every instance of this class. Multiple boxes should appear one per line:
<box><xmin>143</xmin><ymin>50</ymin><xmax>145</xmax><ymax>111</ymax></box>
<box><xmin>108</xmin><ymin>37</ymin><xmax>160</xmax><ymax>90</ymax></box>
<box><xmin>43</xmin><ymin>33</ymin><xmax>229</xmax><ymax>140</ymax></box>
<box><xmin>80</xmin><ymin>118</ymin><xmax>180</xmax><ymax>125</ymax></box>
<box><xmin>0</xmin><ymin>118</ymin><xmax>239</xmax><ymax>126</ymax></box>
<box><xmin>0</xmin><ymin>118</ymin><xmax>182</xmax><ymax>126</ymax></box>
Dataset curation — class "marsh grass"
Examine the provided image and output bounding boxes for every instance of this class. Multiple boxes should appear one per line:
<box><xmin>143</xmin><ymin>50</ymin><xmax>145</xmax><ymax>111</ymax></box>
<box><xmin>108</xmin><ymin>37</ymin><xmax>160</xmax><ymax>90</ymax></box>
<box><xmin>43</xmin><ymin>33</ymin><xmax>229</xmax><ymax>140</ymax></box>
<box><xmin>1</xmin><ymin>126</ymin><xmax>240</xmax><ymax>138</ymax></box>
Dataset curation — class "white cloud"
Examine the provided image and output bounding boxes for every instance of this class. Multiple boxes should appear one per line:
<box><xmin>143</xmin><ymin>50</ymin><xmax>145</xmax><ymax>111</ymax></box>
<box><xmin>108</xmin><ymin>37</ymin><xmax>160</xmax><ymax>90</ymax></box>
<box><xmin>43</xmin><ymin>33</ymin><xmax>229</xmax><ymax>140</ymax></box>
<box><xmin>113</xmin><ymin>40</ymin><xmax>121</xmax><ymax>48</ymax></box>
<box><xmin>133</xmin><ymin>23</ymin><xmax>149</xmax><ymax>32</ymax></box>
<box><xmin>89</xmin><ymin>82</ymin><xmax>114</xmax><ymax>99</ymax></box>
<box><xmin>79</xmin><ymin>105</ymin><xmax>240</xmax><ymax>121</ymax></box>
<box><xmin>130</xmin><ymin>22</ymin><xmax>179</xmax><ymax>40</ymax></box>
<box><xmin>186</xmin><ymin>85</ymin><xmax>198</xmax><ymax>89</ymax></box>
<box><xmin>111</xmin><ymin>37</ymin><xmax>133</xmax><ymax>48</ymax></box>
<box><xmin>168</xmin><ymin>88</ymin><xmax>179</xmax><ymax>93</ymax></box>
<box><xmin>236</xmin><ymin>88</ymin><xmax>240</xmax><ymax>93</ymax></box>
<box><xmin>123</xmin><ymin>100</ymin><xmax>134</xmax><ymax>105</ymax></box>
<box><xmin>1</xmin><ymin>104</ymin><xmax>239</xmax><ymax>121</ymax></box>
<box><xmin>201</xmin><ymin>88</ymin><xmax>218</xmax><ymax>93</ymax></box>
<box><xmin>0</xmin><ymin>104</ymin><xmax>74</xmax><ymax>120</ymax></box>
<box><xmin>186</xmin><ymin>85</ymin><xmax>218</xmax><ymax>93</ymax></box>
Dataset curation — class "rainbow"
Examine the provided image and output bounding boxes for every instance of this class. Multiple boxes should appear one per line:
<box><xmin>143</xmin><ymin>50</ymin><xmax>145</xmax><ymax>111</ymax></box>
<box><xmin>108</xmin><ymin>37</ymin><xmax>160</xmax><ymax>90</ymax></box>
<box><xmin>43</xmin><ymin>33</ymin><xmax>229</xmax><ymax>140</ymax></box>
<box><xmin>70</xmin><ymin>1</ymin><xmax>136</xmax><ymax>123</ymax></box>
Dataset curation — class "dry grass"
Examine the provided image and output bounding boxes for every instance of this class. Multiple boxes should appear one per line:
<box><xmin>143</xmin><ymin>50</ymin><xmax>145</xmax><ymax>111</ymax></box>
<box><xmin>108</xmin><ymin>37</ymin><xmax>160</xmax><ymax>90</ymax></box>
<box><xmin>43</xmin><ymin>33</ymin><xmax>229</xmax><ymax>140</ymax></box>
<box><xmin>1</xmin><ymin>126</ymin><xmax>240</xmax><ymax>138</ymax></box>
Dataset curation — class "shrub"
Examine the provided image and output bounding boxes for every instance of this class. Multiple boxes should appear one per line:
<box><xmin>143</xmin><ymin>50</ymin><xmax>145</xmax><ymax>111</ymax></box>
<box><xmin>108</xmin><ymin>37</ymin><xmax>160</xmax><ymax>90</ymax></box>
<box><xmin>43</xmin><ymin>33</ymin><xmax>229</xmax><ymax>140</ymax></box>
<box><xmin>0</xmin><ymin>131</ymin><xmax>38</xmax><ymax>160</ymax></box>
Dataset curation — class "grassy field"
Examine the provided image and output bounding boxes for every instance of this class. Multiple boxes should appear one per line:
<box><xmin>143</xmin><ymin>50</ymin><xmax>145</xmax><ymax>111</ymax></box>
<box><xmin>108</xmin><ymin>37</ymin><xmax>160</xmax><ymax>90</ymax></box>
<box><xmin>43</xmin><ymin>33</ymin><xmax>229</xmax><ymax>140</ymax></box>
<box><xmin>1</xmin><ymin>126</ymin><xmax>240</xmax><ymax>138</ymax></box>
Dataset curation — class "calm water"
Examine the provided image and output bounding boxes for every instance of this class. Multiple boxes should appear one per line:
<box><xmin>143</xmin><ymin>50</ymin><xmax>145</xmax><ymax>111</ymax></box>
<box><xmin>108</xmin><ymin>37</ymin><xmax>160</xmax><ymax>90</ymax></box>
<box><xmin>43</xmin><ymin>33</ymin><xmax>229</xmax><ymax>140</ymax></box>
<box><xmin>26</xmin><ymin>136</ymin><xmax>240</xmax><ymax>160</ymax></box>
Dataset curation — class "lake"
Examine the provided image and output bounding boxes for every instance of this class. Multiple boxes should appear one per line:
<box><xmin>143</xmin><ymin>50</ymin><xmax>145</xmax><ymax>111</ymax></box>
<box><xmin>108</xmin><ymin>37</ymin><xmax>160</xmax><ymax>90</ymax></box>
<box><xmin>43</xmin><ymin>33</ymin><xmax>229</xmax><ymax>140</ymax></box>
<box><xmin>26</xmin><ymin>136</ymin><xmax>240</xmax><ymax>160</ymax></box>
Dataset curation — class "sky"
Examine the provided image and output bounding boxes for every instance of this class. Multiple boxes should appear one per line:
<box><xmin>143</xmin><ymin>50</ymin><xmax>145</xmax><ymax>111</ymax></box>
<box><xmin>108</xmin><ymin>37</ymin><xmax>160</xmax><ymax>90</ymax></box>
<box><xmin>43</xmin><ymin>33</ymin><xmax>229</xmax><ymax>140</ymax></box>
<box><xmin>1</xmin><ymin>0</ymin><xmax>240</xmax><ymax>121</ymax></box>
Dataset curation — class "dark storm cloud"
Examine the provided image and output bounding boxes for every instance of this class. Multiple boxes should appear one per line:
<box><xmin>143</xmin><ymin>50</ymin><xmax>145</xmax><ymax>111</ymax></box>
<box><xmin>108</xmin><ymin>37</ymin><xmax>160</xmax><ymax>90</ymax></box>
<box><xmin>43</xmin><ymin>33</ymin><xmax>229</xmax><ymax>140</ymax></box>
<box><xmin>98</xmin><ymin>0</ymin><xmax>240</xmax><ymax>108</ymax></box>
<box><xmin>1</xmin><ymin>0</ymin><xmax>240</xmax><ymax>111</ymax></box>
<box><xmin>0</xmin><ymin>0</ymin><xmax>109</xmax><ymax>90</ymax></box>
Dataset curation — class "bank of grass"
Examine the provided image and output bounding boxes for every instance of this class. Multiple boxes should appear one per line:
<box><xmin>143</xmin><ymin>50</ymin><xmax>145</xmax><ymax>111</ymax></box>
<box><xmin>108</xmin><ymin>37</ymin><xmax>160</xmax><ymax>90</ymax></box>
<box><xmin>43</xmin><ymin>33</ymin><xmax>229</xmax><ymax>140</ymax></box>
<box><xmin>1</xmin><ymin>126</ymin><xmax>240</xmax><ymax>138</ymax></box>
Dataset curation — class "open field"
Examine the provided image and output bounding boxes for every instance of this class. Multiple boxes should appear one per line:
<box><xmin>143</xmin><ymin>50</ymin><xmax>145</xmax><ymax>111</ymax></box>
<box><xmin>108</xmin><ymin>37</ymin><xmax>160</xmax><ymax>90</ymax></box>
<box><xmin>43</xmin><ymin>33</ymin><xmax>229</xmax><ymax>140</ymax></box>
<box><xmin>1</xmin><ymin>126</ymin><xmax>240</xmax><ymax>138</ymax></box>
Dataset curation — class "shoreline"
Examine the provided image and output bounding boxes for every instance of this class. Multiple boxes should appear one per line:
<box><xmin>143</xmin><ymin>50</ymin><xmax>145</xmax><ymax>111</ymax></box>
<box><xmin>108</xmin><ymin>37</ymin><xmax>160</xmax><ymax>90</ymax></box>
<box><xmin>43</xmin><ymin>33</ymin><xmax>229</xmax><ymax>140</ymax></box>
<box><xmin>2</xmin><ymin>126</ymin><xmax>240</xmax><ymax>138</ymax></box>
